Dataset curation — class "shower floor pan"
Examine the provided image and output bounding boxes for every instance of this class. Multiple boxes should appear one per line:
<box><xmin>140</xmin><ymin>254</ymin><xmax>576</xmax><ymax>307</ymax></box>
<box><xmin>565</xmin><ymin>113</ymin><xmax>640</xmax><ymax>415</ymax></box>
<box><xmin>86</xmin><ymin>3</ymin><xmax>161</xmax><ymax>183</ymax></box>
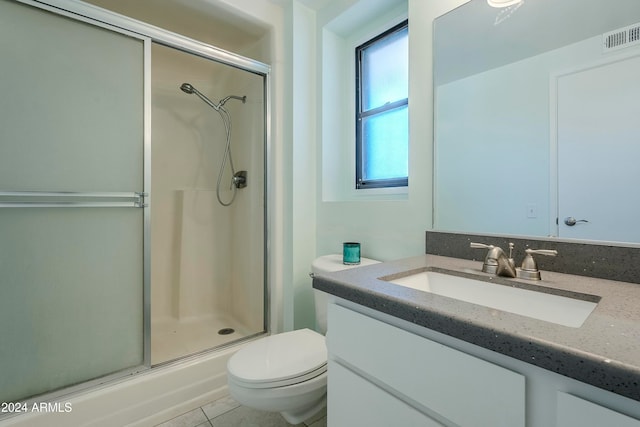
<box><xmin>151</xmin><ymin>313</ymin><xmax>254</xmax><ymax>365</ymax></box>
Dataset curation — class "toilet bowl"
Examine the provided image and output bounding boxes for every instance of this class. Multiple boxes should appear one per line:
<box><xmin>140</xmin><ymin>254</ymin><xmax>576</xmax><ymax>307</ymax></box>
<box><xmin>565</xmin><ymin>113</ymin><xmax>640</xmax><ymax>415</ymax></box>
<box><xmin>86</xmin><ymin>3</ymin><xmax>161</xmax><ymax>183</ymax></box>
<box><xmin>226</xmin><ymin>254</ymin><xmax>380</xmax><ymax>424</ymax></box>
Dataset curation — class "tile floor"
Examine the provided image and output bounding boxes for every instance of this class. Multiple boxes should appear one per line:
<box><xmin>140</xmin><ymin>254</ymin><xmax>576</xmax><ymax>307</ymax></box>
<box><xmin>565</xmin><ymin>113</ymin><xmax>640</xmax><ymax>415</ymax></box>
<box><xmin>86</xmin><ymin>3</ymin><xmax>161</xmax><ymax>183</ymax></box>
<box><xmin>154</xmin><ymin>395</ymin><xmax>327</xmax><ymax>427</ymax></box>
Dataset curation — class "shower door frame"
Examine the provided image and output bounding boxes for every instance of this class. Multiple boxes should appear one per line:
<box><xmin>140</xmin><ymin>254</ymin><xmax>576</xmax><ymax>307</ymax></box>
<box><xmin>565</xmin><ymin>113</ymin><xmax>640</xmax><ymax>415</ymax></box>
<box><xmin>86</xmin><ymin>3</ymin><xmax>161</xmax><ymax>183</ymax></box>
<box><xmin>10</xmin><ymin>0</ymin><xmax>271</xmax><ymax>403</ymax></box>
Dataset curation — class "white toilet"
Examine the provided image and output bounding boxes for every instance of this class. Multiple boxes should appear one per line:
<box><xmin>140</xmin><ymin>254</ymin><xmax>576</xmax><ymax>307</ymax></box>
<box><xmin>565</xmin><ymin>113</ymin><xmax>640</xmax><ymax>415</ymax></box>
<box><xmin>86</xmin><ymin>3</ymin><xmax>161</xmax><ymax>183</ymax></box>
<box><xmin>226</xmin><ymin>254</ymin><xmax>380</xmax><ymax>424</ymax></box>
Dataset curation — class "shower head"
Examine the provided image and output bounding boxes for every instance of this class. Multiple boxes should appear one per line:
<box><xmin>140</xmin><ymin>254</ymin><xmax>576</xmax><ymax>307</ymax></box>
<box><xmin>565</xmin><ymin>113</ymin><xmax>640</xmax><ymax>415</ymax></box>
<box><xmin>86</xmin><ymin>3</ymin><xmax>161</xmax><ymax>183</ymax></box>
<box><xmin>180</xmin><ymin>82</ymin><xmax>246</xmax><ymax>111</ymax></box>
<box><xmin>180</xmin><ymin>83</ymin><xmax>195</xmax><ymax>94</ymax></box>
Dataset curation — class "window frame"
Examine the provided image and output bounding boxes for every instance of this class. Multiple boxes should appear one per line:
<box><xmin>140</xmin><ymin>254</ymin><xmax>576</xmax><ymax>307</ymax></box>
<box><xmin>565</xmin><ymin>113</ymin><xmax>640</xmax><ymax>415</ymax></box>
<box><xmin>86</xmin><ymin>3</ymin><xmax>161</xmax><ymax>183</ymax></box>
<box><xmin>355</xmin><ymin>19</ymin><xmax>409</xmax><ymax>190</ymax></box>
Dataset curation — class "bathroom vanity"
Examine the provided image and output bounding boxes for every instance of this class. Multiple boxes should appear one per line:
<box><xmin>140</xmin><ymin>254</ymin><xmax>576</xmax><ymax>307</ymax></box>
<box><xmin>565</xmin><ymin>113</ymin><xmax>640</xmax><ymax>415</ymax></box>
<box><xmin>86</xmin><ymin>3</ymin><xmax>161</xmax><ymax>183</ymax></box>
<box><xmin>313</xmin><ymin>255</ymin><xmax>640</xmax><ymax>427</ymax></box>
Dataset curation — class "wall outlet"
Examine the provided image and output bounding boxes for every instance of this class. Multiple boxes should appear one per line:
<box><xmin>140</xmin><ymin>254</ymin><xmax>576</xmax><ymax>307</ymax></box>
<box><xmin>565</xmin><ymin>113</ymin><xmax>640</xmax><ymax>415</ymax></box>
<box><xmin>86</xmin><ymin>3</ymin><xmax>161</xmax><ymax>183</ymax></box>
<box><xmin>526</xmin><ymin>203</ymin><xmax>538</xmax><ymax>218</ymax></box>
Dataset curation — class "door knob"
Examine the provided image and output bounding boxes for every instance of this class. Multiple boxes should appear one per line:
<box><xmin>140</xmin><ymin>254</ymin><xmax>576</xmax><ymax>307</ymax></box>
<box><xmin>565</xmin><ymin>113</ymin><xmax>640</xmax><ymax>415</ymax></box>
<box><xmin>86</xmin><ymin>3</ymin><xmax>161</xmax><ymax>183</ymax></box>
<box><xmin>564</xmin><ymin>217</ymin><xmax>589</xmax><ymax>226</ymax></box>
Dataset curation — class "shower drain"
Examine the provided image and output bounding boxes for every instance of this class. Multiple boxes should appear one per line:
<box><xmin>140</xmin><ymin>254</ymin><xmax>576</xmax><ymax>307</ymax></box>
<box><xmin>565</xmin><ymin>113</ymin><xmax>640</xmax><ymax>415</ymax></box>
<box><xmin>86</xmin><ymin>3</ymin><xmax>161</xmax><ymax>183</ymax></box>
<box><xmin>218</xmin><ymin>328</ymin><xmax>235</xmax><ymax>335</ymax></box>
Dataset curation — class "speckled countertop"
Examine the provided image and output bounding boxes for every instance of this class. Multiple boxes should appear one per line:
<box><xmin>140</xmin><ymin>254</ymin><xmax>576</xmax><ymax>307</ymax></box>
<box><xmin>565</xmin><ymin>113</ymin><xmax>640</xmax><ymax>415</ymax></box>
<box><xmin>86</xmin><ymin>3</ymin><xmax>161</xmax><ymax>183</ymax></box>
<box><xmin>313</xmin><ymin>254</ymin><xmax>640</xmax><ymax>402</ymax></box>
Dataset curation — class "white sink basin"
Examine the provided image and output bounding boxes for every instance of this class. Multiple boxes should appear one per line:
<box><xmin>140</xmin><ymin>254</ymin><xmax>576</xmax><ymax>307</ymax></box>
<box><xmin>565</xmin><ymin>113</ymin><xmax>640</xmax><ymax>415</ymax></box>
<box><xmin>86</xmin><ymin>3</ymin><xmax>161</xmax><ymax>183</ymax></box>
<box><xmin>386</xmin><ymin>271</ymin><xmax>598</xmax><ymax>328</ymax></box>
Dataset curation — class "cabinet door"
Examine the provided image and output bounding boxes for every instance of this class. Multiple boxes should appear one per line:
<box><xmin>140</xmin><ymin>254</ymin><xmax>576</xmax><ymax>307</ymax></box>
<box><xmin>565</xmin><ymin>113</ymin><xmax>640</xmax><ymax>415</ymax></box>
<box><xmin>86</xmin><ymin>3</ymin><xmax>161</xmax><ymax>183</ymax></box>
<box><xmin>329</xmin><ymin>360</ymin><xmax>444</xmax><ymax>427</ymax></box>
<box><xmin>557</xmin><ymin>392</ymin><xmax>640</xmax><ymax>427</ymax></box>
<box><xmin>328</xmin><ymin>303</ymin><xmax>525</xmax><ymax>427</ymax></box>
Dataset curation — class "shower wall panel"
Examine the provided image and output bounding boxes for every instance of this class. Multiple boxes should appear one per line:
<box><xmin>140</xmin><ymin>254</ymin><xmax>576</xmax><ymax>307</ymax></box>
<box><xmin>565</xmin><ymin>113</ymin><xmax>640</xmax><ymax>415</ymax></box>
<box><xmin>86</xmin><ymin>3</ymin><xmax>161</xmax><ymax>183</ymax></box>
<box><xmin>227</xmin><ymin>74</ymin><xmax>266</xmax><ymax>333</ymax></box>
<box><xmin>150</xmin><ymin>43</ymin><xmax>265</xmax><ymax>364</ymax></box>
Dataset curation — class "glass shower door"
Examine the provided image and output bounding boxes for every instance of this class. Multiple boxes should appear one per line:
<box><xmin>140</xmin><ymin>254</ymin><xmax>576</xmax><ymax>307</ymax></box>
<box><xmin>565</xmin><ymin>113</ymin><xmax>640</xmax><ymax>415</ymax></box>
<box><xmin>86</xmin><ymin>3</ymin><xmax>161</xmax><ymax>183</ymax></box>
<box><xmin>0</xmin><ymin>0</ymin><xmax>148</xmax><ymax>403</ymax></box>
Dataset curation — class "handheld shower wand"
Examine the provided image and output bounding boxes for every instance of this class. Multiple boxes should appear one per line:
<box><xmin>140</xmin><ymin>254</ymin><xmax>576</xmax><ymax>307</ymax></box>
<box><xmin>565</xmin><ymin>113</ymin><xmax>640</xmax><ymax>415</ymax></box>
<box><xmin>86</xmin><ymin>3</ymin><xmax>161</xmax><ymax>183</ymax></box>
<box><xmin>180</xmin><ymin>82</ymin><xmax>247</xmax><ymax>206</ymax></box>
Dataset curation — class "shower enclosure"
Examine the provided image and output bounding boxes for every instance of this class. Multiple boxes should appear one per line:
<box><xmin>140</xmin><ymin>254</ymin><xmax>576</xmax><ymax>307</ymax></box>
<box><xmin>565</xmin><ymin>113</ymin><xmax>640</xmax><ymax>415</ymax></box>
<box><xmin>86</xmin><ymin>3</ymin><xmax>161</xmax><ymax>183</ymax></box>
<box><xmin>151</xmin><ymin>43</ymin><xmax>267</xmax><ymax>364</ymax></box>
<box><xmin>0</xmin><ymin>0</ymin><xmax>268</xmax><ymax>406</ymax></box>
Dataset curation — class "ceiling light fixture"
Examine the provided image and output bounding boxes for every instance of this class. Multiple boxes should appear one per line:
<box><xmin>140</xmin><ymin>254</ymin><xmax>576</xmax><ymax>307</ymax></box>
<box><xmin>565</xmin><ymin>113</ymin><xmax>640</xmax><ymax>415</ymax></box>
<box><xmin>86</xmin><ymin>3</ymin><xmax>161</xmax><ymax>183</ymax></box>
<box><xmin>487</xmin><ymin>0</ymin><xmax>522</xmax><ymax>7</ymax></box>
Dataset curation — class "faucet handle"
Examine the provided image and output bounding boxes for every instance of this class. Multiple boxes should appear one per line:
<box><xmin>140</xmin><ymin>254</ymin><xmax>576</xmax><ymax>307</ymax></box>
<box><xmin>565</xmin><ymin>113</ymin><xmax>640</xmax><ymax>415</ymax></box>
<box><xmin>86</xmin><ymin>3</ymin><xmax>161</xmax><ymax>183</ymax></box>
<box><xmin>519</xmin><ymin>248</ymin><xmax>558</xmax><ymax>280</ymax></box>
<box><xmin>470</xmin><ymin>242</ymin><xmax>499</xmax><ymax>263</ymax></box>
<box><xmin>470</xmin><ymin>242</ymin><xmax>494</xmax><ymax>249</ymax></box>
<box><xmin>526</xmin><ymin>248</ymin><xmax>558</xmax><ymax>257</ymax></box>
<box><xmin>522</xmin><ymin>248</ymin><xmax>557</xmax><ymax>270</ymax></box>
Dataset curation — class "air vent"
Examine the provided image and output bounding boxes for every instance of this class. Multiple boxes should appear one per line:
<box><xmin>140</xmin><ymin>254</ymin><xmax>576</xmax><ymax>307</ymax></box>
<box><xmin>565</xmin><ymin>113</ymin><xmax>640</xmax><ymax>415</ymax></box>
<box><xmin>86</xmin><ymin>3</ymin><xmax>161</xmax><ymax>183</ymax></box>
<box><xmin>603</xmin><ymin>23</ymin><xmax>640</xmax><ymax>52</ymax></box>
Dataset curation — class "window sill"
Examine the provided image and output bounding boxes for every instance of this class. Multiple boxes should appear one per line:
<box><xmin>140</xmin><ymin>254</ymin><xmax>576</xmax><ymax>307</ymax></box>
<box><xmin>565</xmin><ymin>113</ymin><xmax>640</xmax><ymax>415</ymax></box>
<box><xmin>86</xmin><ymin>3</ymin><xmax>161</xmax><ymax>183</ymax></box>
<box><xmin>350</xmin><ymin>185</ymin><xmax>408</xmax><ymax>201</ymax></box>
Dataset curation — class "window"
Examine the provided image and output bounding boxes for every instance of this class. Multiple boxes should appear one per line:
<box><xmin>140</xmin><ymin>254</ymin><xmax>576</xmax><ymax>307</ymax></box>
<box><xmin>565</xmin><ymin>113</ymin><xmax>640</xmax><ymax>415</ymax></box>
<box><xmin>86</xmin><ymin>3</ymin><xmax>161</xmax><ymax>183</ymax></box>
<box><xmin>355</xmin><ymin>20</ymin><xmax>408</xmax><ymax>189</ymax></box>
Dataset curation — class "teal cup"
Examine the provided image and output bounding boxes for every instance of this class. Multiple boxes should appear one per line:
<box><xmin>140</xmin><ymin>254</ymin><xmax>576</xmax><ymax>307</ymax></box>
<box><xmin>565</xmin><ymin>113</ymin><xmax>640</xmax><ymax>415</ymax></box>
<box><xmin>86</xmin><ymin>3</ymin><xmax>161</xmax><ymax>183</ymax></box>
<box><xmin>343</xmin><ymin>242</ymin><xmax>361</xmax><ymax>265</ymax></box>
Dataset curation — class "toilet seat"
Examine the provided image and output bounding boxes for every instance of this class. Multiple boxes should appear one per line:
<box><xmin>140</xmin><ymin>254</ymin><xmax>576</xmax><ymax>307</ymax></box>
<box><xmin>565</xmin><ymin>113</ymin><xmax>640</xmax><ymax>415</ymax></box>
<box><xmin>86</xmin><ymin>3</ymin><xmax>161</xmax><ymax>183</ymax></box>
<box><xmin>227</xmin><ymin>329</ymin><xmax>327</xmax><ymax>389</ymax></box>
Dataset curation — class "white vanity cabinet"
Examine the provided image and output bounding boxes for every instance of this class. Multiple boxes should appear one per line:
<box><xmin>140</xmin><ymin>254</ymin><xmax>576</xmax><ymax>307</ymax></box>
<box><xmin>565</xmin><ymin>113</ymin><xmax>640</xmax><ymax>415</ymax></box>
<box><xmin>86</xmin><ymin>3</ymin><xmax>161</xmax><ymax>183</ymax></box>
<box><xmin>327</xmin><ymin>302</ymin><xmax>640</xmax><ymax>427</ymax></box>
<box><xmin>556</xmin><ymin>392</ymin><xmax>640</xmax><ymax>427</ymax></box>
<box><xmin>327</xmin><ymin>303</ymin><xmax>526</xmax><ymax>427</ymax></box>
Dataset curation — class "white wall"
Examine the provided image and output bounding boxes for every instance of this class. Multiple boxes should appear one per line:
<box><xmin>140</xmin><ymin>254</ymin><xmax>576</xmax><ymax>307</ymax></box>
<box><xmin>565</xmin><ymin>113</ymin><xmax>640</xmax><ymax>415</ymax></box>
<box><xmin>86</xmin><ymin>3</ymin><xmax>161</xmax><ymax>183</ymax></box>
<box><xmin>314</xmin><ymin>0</ymin><xmax>465</xmax><ymax>263</ymax></box>
<box><xmin>284</xmin><ymin>0</ymin><xmax>471</xmax><ymax>329</ymax></box>
<box><xmin>290</xmin><ymin>2</ymin><xmax>319</xmax><ymax>330</ymax></box>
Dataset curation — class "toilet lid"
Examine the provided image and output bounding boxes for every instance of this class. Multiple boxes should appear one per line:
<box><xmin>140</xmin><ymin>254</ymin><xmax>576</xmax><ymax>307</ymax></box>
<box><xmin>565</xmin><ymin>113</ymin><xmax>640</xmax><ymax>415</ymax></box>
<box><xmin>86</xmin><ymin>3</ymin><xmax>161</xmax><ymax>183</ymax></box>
<box><xmin>227</xmin><ymin>329</ymin><xmax>327</xmax><ymax>388</ymax></box>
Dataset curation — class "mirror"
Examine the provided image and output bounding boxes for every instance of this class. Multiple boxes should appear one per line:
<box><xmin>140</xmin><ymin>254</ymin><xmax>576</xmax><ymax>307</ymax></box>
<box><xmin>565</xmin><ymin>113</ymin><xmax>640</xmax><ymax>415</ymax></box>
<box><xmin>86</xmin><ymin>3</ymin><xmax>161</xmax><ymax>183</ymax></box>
<box><xmin>433</xmin><ymin>0</ymin><xmax>640</xmax><ymax>244</ymax></box>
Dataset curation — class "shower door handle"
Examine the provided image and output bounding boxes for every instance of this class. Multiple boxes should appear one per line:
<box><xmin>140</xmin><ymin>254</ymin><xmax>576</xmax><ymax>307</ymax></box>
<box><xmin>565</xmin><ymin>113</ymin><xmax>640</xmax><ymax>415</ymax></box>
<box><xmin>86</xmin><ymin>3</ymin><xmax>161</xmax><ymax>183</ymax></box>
<box><xmin>0</xmin><ymin>191</ymin><xmax>147</xmax><ymax>208</ymax></box>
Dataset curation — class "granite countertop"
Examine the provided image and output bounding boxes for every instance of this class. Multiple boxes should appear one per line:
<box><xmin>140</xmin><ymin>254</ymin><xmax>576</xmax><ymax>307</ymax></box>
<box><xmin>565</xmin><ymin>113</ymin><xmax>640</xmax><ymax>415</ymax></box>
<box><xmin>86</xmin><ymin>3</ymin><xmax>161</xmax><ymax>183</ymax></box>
<box><xmin>313</xmin><ymin>254</ymin><xmax>640</xmax><ymax>402</ymax></box>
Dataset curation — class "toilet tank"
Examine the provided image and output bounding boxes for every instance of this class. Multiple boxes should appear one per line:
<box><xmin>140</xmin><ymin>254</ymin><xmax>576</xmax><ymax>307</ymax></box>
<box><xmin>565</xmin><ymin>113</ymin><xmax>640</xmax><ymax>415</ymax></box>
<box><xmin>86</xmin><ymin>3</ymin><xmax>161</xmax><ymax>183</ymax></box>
<box><xmin>311</xmin><ymin>254</ymin><xmax>380</xmax><ymax>334</ymax></box>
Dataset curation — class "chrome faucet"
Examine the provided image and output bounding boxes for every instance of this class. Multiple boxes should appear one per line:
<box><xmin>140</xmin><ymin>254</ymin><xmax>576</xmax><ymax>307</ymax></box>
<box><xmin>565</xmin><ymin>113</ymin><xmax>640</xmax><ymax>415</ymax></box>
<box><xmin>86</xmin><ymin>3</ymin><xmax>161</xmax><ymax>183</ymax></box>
<box><xmin>471</xmin><ymin>242</ymin><xmax>558</xmax><ymax>280</ymax></box>
<box><xmin>470</xmin><ymin>242</ymin><xmax>517</xmax><ymax>278</ymax></box>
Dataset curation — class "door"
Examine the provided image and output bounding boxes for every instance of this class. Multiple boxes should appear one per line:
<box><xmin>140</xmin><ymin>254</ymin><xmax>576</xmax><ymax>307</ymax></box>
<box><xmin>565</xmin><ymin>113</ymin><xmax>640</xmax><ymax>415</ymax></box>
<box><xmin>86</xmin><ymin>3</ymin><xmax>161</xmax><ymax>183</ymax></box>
<box><xmin>0</xmin><ymin>0</ymin><xmax>148</xmax><ymax>403</ymax></box>
<box><xmin>556</xmin><ymin>55</ymin><xmax>640</xmax><ymax>243</ymax></box>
